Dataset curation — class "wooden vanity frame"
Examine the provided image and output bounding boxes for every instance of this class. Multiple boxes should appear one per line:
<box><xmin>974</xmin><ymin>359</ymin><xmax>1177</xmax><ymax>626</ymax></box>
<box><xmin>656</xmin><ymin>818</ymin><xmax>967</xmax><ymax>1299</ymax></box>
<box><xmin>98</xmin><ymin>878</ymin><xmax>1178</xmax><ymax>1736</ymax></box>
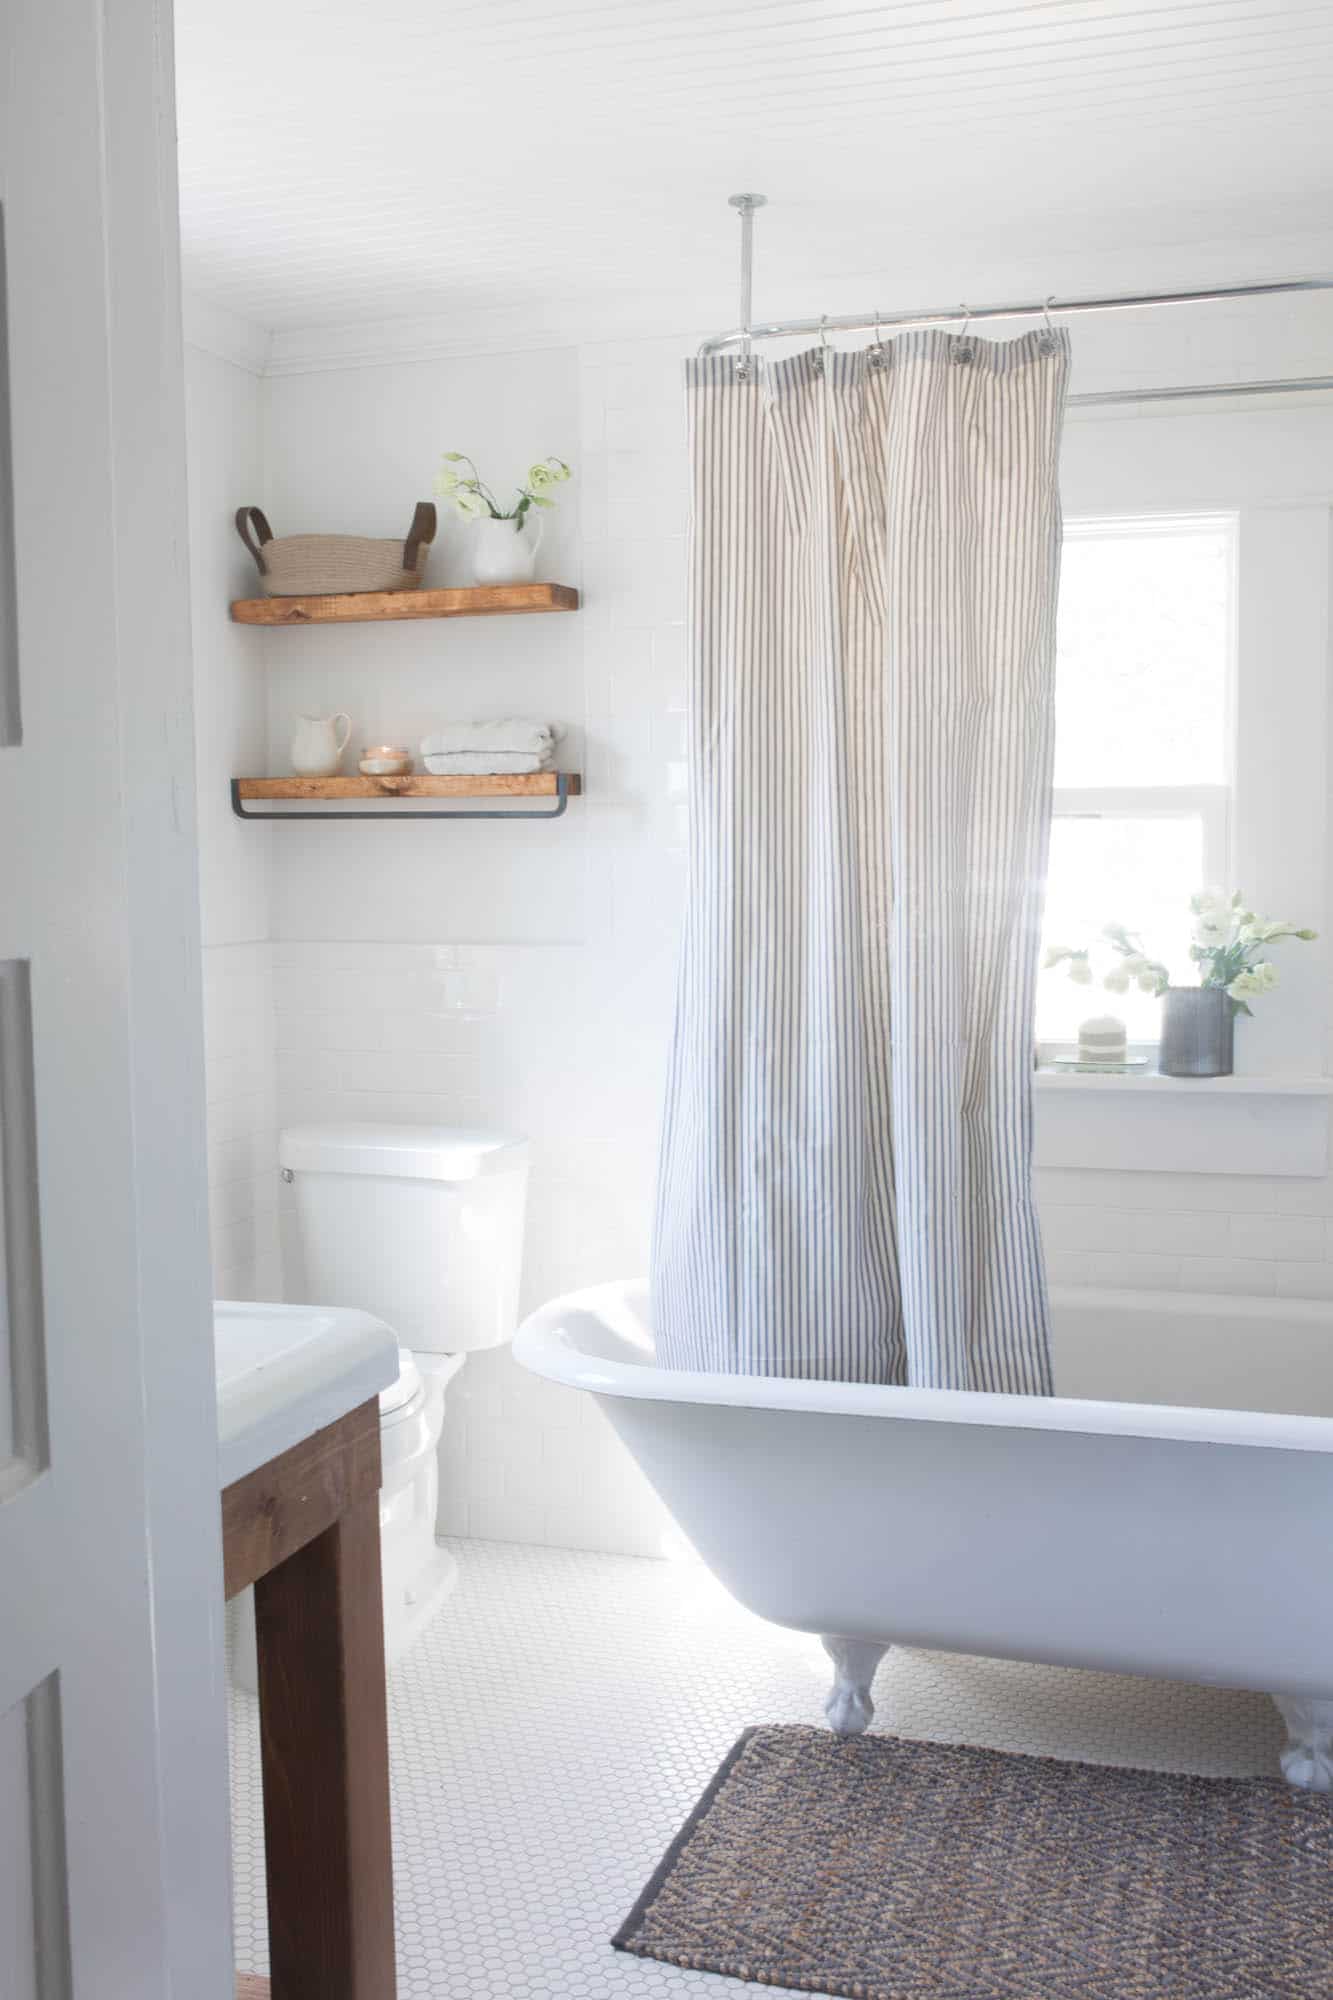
<box><xmin>223</xmin><ymin>1400</ymin><xmax>396</xmax><ymax>2000</ymax></box>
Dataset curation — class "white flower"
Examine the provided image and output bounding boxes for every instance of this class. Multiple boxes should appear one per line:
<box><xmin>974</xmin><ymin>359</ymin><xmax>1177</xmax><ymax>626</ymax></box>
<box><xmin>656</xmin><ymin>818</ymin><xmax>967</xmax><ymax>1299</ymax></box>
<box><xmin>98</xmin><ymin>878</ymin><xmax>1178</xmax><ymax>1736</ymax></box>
<box><xmin>1042</xmin><ymin>945</ymin><xmax>1070</xmax><ymax>969</ymax></box>
<box><xmin>433</xmin><ymin>469</ymin><xmax>463</xmax><ymax>496</ymax></box>
<box><xmin>453</xmin><ymin>489</ymin><xmax>490</xmax><ymax>520</ymax></box>
<box><xmin>1102</xmin><ymin>966</ymin><xmax>1131</xmax><ymax>993</ymax></box>
<box><xmin>1137</xmin><ymin>970</ymin><xmax>1162</xmax><ymax>992</ymax></box>
<box><xmin>1120</xmin><ymin>954</ymin><xmax>1147</xmax><ymax>976</ymax></box>
<box><xmin>1228</xmin><ymin>963</ymin><xmax>1278</xmax><ymax>1001</ymax></box>
<box><xmin>527</xmin><ymin>458</ymin><xmax>572</xmax><ymax>494</ymax></box>
<box><xmin>1068</xmin><ymin>961</ymin><xmax>1094</xmax><ymax>986</ymax></box>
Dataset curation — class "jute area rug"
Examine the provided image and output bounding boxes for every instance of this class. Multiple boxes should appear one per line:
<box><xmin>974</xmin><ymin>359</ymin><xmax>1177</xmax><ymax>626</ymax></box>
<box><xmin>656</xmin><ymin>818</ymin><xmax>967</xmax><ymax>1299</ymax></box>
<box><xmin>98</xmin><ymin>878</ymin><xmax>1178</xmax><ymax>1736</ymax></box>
<box><xmin>614</xmin><ymin>1724</ymin><xmax>1333</xmax><ymax>1999</ymax></box>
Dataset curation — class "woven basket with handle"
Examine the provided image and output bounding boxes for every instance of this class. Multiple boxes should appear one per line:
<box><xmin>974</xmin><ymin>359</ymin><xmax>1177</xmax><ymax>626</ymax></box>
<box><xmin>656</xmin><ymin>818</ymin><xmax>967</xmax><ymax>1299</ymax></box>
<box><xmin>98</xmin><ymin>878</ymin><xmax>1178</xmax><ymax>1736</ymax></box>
<box><xmin>235</xmin><ymin>502</ymin><xmax>436</xmax><ymax>596</ymax></box>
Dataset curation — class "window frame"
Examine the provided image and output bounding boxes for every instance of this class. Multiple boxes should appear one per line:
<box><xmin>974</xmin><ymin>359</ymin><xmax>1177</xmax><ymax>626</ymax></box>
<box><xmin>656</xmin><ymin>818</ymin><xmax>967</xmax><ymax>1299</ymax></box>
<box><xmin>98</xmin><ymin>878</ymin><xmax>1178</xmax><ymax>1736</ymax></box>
<box><xmin>1037</xmin><ymin>510</ymin><xmax>1238</xmax><ymax>1063</ymax></box>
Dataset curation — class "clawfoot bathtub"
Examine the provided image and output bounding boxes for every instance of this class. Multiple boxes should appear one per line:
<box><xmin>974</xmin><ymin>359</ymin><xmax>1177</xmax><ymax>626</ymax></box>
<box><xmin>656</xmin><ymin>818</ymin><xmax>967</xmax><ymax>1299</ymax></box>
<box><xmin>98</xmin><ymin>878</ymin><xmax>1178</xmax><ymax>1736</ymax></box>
<box><xmin>515</xmin><ymin>1281</ymin><xmax>1333</xmax><ymax>1791</ymax></box>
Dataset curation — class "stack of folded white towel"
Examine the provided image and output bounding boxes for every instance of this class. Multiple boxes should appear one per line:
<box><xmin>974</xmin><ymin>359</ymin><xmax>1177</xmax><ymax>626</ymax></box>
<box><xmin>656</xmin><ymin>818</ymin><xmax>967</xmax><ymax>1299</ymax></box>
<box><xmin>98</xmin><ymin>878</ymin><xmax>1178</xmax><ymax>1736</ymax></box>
<box><xmin>419</xmin><ymin>719</ymin><xmax>561</xmax><ymax>776</ymax></box>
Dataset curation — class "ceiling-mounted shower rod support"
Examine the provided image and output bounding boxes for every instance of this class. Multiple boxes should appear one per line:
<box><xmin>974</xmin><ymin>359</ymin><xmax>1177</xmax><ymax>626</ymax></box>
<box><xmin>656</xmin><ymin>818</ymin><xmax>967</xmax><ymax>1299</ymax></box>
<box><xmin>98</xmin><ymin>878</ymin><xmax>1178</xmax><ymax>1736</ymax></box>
<box><xmin>728</xmin><ymin>192</ymin><xmax>766</xmax><ymax>377</ymax></box>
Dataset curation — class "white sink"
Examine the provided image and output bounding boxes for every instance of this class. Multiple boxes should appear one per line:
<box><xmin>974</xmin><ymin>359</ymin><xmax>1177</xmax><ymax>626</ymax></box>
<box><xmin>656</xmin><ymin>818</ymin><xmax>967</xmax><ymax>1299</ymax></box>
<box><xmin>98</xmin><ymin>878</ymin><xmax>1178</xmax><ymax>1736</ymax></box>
<box><xmin>215</xmin><ymin>1300</ymin><xmax>399</xmax><ymax>1489</ymax></box>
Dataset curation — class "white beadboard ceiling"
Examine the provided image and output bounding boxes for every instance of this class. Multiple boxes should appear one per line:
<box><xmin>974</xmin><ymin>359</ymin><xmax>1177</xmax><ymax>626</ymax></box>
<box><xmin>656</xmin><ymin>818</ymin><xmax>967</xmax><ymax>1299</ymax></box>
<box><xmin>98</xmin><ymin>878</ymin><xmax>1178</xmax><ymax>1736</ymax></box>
<box><xmin>174</xmin><ymin>0</ymin><xmax>1333</xmax><ymax>342</ymax></box>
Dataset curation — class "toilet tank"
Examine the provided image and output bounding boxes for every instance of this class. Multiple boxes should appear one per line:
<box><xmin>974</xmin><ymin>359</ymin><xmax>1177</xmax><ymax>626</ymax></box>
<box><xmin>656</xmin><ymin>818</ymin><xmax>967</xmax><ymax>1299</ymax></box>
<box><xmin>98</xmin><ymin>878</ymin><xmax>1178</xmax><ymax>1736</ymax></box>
<box><xmin>278</xmin><ymin>1124</ymin><xmax>528</xmax><ymax>1356</ymax></box>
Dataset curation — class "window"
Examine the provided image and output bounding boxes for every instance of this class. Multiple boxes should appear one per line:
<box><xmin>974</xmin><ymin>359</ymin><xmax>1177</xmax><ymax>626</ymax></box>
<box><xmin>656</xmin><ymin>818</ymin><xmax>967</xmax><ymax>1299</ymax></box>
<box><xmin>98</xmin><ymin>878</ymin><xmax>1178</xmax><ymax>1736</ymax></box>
<box><xmin>1037</xmin><ymin>515</ymin><xmax>1235</xmax><ymax>1049</ymax></box>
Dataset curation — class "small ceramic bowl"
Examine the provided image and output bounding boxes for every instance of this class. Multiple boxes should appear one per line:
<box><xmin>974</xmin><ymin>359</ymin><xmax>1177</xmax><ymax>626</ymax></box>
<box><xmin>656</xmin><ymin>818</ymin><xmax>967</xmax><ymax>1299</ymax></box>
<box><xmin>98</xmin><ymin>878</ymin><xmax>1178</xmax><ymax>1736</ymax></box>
<box><xmin>359</xmin><ymin>746</ymin><xmax>413</xmax><ymax>776</ymax></box>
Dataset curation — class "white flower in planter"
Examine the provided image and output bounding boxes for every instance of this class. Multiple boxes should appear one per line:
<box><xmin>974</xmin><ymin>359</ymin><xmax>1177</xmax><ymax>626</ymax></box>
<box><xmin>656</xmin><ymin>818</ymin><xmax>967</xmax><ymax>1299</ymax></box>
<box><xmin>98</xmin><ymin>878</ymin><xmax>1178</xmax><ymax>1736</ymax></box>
<box><xmin>432</xmin><ymin>450</ymin><xmax>574</xmax><ymax>525</ymax></box>
<box><xmin>1189</xmin><ymin>888</ymin><xmax>1233</xmax><ymax>946</ymax></box>
<box><xmin>1229</xmin><ymin>961</ymin><xmax>1280</xmax><ymax>1000</ymax></box>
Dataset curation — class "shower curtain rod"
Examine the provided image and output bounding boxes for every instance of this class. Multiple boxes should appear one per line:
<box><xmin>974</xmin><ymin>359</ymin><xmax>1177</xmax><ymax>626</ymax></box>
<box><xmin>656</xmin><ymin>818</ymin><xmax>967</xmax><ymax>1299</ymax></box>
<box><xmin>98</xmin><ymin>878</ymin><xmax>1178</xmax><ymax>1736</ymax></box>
<box><xmin>701</xmin><ymin>194</ymin><xmax>1333</xmax><ymax>406</ymax></box>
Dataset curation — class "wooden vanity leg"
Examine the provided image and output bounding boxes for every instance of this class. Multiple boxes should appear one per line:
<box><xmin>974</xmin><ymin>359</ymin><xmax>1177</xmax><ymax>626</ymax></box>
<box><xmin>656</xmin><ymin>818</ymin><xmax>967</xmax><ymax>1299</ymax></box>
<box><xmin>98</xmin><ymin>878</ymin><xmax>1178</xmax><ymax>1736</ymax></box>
<box><xmin>254</xmin><ymin>1488</ymin><xmax>396</xmax><ymax>2000</ymax></box>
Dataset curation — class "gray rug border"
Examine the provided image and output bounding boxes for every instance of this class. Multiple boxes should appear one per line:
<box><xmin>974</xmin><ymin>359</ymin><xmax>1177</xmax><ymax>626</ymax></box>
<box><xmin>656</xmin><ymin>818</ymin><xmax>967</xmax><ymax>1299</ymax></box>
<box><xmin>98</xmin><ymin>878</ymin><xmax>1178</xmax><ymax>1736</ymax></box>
<box><xmin>614</xmin><ymin>1725</ymin><xmax>761</xmax><ymax>1955</ymax></box>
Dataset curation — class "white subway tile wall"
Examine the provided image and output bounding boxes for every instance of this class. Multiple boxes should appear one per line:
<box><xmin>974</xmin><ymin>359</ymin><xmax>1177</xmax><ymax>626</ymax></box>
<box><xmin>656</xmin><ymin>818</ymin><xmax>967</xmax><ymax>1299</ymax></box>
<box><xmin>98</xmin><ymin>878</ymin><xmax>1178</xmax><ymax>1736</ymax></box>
<box><xmin>203</xmin><ymin>942</ymin><xmax>282</xmax><ymax>1301</ymax></box>
<box><xmin>191</xmin><ymin>328</ymin><xmax>1333</xmax><ymax>1558</ymax></box>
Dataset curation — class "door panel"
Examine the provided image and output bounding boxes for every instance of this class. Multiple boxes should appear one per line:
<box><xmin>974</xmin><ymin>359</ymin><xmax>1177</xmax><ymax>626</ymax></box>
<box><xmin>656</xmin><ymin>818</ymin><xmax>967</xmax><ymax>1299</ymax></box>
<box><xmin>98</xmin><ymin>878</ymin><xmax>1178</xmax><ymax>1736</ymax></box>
<box><xmin>0</xmin><ymin>959</ymin><xmax>47</xmax><ymax>1494</ymax></box>
<box><xmin>0</xmin><ymin>3</ymin><xmax>233</xmax><ymax>1996</ymax></box>
<box><xmin>0</xmin><ymin>207</ymin><xmax>18</xmax><ymax>748</ymax></box>
<box><xmin>0</xmin><ymin>1678</ymin><xmax>71</xmax><ymax>2000</ymax></box>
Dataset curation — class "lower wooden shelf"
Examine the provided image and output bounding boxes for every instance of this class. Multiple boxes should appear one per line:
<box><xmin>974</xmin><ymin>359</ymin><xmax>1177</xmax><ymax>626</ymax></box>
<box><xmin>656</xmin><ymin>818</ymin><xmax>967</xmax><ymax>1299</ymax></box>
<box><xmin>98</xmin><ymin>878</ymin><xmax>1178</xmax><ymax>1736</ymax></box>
<box><xmin>231</xmin><ymin>772</ymin><xmax>581</xmax><ymax>821</ymax></box>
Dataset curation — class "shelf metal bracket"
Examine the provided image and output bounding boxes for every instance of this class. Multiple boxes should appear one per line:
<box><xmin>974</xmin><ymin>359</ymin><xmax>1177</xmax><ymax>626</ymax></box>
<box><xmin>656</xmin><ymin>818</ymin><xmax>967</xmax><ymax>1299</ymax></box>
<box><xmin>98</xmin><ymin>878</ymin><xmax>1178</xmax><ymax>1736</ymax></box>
<box><xmin>230</xmin><ymin>774</ymin><xmax>573</xmax><ymax>822</ymax></box>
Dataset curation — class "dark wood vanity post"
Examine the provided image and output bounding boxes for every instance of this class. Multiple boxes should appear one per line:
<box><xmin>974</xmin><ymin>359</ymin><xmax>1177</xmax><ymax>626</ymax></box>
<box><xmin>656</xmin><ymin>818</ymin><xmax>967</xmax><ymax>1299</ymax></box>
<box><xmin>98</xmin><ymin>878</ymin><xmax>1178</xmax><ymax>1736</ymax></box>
<box><xmin>222</xmin><ymin>1400</ymin><xmax>397</xmax><ymax>2000</ymax></box>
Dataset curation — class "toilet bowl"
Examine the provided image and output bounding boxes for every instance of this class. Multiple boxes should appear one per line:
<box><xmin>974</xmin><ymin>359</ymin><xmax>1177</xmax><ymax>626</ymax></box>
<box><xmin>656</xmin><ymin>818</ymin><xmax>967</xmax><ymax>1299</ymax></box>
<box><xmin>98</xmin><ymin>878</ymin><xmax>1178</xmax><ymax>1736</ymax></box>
<box><xmin>229</xmin><ymin>1123</ymin><xmax>528</xmax><ymax>1689</ymax></box>
<box><xmin>377</xmin><ymin>1344</ymin><xmax>466</xmax><ymax>1649</ymax></box>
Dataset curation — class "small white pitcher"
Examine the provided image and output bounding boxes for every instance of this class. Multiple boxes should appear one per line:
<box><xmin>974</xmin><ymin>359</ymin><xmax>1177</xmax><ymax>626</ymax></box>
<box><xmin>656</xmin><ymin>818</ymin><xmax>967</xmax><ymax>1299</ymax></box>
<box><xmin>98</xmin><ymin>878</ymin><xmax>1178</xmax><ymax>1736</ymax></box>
<box><xmin>471</xmin><ymin>514</ymin><xmax>542</xmax><ymax>586</ymax></box>
<box><xmin>290</xmin><ymin>711</ymin><xmax>351</xmax><ymax>777</ymax></box>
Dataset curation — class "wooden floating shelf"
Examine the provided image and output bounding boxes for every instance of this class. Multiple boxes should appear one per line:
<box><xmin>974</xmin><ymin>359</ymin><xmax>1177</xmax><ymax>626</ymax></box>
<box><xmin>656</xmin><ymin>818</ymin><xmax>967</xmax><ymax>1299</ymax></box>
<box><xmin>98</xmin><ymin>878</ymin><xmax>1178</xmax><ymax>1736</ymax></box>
<box><xmin>230</xmin><ymin>581</ymin><xmax>579</xmax><ymax>625</ymax></box>
<box><xmin>236</xmin><ymin>773</ymin><xmax>580</xmax><ymax>800</ymax></box>
<box><xmin>231</xmin><ymin>771</ymin><xmax>581</xmax><ymax>822</ymax></box>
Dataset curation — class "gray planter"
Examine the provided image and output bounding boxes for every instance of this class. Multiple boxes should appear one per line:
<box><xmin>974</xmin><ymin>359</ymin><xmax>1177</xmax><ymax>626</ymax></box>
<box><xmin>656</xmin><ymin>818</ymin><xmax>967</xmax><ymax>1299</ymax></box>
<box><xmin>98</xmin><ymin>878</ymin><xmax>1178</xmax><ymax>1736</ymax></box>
<box><xmin>1159</xmin><ymin>985</ymin><xmax>1235</xmax><ymax>1078</ymax></box>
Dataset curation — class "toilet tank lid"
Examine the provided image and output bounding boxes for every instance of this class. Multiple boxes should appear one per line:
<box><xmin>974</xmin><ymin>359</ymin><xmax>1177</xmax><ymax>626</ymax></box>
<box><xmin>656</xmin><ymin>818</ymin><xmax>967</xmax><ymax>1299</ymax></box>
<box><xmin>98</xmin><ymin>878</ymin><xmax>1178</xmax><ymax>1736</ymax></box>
<box><xmin>279</xmin><ymin>1123</ymin><xmax>529</xmax><ymax>1182</ymax></box>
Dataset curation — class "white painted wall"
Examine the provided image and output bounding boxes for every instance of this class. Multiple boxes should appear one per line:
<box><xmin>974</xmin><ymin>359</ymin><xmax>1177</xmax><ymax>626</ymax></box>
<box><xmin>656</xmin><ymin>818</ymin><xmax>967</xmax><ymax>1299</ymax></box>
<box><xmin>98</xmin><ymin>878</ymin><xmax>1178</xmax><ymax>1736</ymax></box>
<box><xmin>187</xmin><ymin>277</ymin><xmax>1333</xmax><ymax>1557</ymax></box>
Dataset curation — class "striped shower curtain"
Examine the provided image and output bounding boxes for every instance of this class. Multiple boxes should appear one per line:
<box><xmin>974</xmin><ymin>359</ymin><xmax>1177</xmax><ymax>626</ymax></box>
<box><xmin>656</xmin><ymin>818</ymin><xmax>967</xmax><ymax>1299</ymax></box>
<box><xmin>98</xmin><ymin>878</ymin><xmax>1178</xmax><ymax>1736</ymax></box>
<box><xmin>652</xmin><ymin>328</ymin><xmax>1070</xmax><ymax>1392</ymax></box>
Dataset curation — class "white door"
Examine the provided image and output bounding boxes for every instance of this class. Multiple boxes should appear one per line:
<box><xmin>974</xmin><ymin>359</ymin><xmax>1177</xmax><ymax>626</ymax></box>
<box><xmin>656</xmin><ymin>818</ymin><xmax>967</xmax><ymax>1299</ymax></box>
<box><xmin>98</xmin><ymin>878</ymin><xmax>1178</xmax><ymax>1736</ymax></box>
<box><xmin>0</xmin><ymin>3</ymin><xmax>234</xmax><ymax>1997</ymax></box>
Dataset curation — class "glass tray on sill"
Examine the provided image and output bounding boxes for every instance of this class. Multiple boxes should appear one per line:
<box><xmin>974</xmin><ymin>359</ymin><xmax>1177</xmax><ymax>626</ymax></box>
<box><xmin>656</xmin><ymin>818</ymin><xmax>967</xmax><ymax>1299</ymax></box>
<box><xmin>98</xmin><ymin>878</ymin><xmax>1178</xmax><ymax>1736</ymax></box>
<box><xmin>1046</xmin><ymin>1056</ymin><xmax>1151</xmax><ymax>1074</ymax></box>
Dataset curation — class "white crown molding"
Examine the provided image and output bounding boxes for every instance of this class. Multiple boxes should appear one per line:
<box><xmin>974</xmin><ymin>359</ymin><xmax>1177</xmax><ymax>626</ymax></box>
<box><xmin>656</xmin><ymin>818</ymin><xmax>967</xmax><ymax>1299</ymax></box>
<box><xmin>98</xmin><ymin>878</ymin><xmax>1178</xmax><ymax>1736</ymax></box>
<box><xmin>260</xmin><ymin>229</ymin><xmax>1333</xmax><ymax>380</ymax></box>
<box><xmin>261</xmin><ymin>291</ymin><xmax>710</xmax><ymax>376</ymax></box>
<box><xmin>182</xmin><ymin>293</ymin><xmax>273</xmax><ymax>375</ymax></box>
<box><xmin>190</xmin><ymin>222</ymin><xmax>1333</xmax><ymax>382</ymax></box>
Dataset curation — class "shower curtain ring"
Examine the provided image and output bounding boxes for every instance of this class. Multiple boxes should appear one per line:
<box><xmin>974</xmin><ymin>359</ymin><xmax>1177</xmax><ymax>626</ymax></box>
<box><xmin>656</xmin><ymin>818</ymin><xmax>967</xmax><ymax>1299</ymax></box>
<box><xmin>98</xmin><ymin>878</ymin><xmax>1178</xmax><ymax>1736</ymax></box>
<box><xmin>868</xmin><ymin>309</ymin><xmax>886</xmax><ymax>368</ymax></box>
<box><xmin>812</xmin><ymin>313</ymin><xmax>831</xmax><ymax>375</ymax></box>
<box><xmin>1039</xmin><ymin>294</ymin><xmax>1058</xmax><ymax>353</ymax></box>
<box><xmin>953</xmin><ymin>303</ymin><xmax>975</xmax><ymax>365</ymax></box>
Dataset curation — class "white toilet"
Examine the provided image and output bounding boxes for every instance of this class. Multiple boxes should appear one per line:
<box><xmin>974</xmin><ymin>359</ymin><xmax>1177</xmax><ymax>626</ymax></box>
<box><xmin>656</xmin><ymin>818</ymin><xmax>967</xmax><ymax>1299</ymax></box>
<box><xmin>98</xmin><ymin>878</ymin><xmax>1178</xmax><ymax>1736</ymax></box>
<box><xmin>230</xmin><ymin>1123</ymin><xmax>528</xmax><ymax>1689</ymax></box>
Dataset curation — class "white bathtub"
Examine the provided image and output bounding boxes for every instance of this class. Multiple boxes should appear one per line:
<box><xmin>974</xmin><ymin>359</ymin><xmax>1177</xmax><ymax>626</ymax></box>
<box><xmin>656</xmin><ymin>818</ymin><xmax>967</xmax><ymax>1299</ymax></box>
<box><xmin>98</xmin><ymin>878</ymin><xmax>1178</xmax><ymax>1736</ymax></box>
<box><xmin>515</xmin><ymin>1281</ymin><xmax>1333</xmax><ymax>1789</ymax></box>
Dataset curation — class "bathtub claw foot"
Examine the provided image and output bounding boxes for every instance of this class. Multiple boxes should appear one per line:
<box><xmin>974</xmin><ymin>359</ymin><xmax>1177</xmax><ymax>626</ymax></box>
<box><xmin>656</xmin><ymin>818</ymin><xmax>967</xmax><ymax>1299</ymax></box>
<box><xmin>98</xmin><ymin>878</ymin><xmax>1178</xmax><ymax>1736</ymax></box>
<box><xmin>1274</xmin><ymin>1696</ymin><xmax>1333</xmax><ymax>1792</ymax></box>
<box><xmin>821</xmin><ymin>1636</ymin><xmax>889</xmax><ymax>1737</ymax></box>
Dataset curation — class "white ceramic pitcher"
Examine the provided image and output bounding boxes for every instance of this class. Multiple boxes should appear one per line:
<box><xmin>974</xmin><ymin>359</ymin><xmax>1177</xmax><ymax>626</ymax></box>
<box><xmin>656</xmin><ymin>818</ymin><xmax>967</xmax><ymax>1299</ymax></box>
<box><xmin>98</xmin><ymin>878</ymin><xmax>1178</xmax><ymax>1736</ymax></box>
<box><xmin>290</xmin><ymin>711</ymin><xmax>352</xmax><ymax>777</ymax></box>
<box><xmin>471</xmin><ymin>514</ymin><xmax>542</xmax><ymax>586</ymax></box>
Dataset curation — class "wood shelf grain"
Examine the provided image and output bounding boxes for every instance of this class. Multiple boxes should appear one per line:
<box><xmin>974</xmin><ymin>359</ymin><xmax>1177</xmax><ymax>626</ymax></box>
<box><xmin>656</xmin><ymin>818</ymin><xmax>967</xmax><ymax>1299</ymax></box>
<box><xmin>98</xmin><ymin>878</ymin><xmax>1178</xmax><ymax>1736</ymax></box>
<box><xmin>230</xmin><ymin>581</ymin><xmax>579</xmax><ymax>625</ymax></box>
<box><xmin>235</xmin><ymin>772</ymin><xmax>581</xmax><ymax>801</ymax></box>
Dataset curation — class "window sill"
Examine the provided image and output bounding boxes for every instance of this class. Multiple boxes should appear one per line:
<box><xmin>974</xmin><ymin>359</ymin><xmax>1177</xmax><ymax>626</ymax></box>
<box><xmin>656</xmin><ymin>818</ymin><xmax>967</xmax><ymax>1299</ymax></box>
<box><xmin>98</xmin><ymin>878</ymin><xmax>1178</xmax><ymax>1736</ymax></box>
<box><xmin>1032</xmin><ymin>1070</ymin><xmax>1331</xmax><ymax>1175</ymax></box>
<box><xmin>1034</xmin><ymin>1071</ymin><xmax>1333</xmax><ymax>1097</ymax></box>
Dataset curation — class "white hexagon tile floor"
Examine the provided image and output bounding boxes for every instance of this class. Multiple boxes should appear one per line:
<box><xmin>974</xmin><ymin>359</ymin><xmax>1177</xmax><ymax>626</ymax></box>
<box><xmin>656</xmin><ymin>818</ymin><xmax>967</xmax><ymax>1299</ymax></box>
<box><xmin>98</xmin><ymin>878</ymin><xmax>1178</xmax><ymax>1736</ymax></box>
<box><xmin>228</xmin><ymin>1538</ymin><xmax>1287</xmax><ymax>2000</ymax></box>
